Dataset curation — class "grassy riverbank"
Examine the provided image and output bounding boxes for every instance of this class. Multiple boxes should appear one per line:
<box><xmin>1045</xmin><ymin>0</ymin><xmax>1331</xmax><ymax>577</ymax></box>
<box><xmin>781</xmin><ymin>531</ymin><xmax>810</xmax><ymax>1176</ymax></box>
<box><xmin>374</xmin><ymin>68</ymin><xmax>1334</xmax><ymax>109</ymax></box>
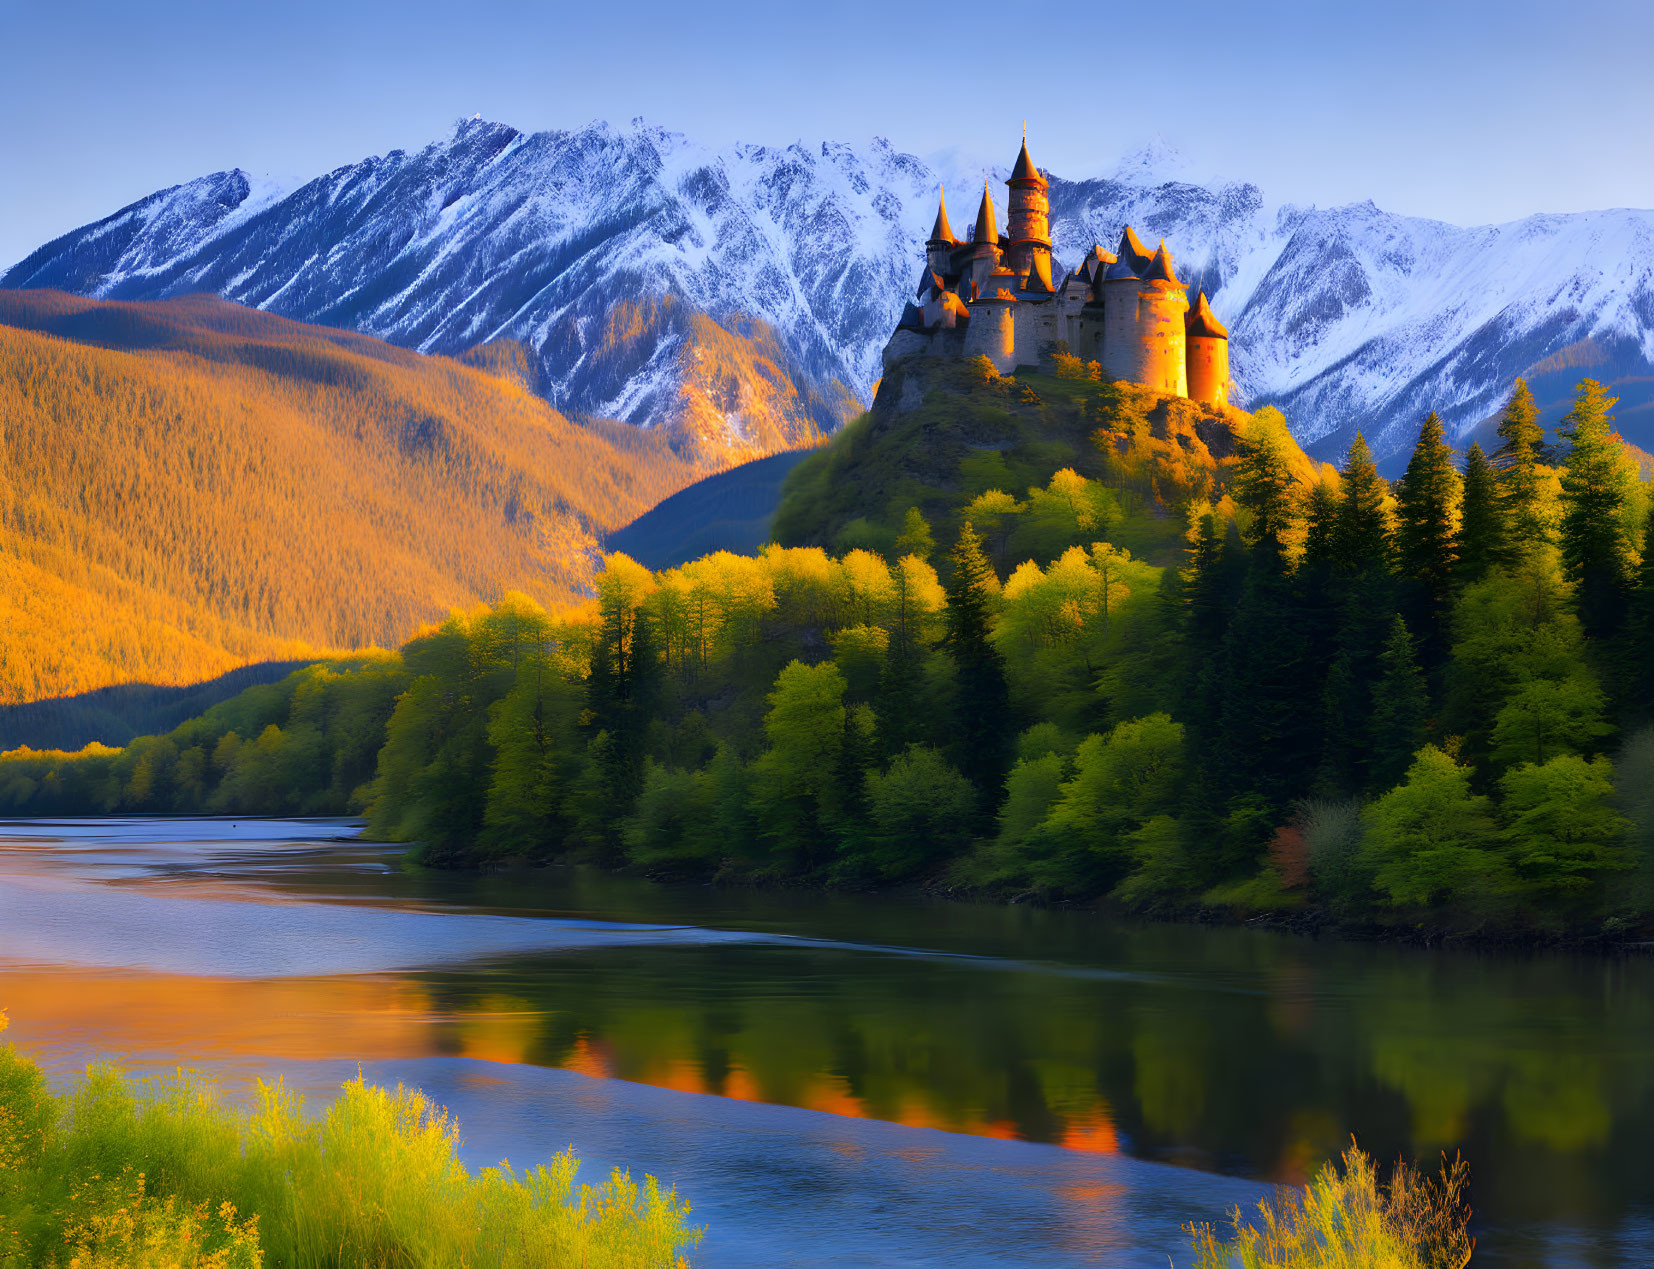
<box><xmin>1190</xmin><ymin>1144</ymin><xmax>1474</xmax><ymax>1269</ymax></box>
<box><xmin>0</xmin><ymin>1018</ymin><xmax>699</xmax><ymax>1267</ymax></box>
<box><xmin>0</xmin><ymin>1014</ymin><xmax>1475</xmax><ymax>1266</ymax></box>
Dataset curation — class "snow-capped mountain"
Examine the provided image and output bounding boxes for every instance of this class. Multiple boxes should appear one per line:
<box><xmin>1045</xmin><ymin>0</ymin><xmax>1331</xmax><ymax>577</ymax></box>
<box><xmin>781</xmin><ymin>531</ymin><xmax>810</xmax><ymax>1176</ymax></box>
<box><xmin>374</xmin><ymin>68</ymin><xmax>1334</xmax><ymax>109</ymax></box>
<box><xmin>9</xmin><ymin>116</ymin><xmax>1654</xmax><ymax>464</ymax></box>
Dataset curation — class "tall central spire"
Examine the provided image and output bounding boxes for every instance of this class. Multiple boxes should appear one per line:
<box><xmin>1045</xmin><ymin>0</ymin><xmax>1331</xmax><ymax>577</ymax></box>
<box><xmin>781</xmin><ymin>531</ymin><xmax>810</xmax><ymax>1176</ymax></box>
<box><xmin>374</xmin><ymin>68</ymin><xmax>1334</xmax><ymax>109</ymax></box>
<box><xmin>1009</xmin><ymin>135</ymin><xmax>1043</xmax><ymax>187</ymax></box>
<box><xmin>972</xmin><ymin>179</ymin><xmax>999</xmax><ymax>245</ymax></box>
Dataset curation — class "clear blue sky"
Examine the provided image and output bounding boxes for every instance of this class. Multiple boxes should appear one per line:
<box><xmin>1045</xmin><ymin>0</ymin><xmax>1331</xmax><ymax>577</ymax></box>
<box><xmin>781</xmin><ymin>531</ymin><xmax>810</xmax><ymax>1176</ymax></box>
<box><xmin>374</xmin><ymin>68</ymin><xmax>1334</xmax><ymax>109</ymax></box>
<box><xmin>3</xmin><ymin>0</ymin><xmax>1651</xmax><ymax>269</ymax></box>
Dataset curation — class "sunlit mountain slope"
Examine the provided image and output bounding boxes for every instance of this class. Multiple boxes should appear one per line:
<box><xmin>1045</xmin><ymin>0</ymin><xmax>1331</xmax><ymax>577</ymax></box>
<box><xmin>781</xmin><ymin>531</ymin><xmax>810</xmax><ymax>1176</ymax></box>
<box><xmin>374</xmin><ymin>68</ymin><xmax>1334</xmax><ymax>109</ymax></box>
<box><xmin>0</xmin><ymin>291</ymin><xmax>699</xmax><ymax>706</ymax></box>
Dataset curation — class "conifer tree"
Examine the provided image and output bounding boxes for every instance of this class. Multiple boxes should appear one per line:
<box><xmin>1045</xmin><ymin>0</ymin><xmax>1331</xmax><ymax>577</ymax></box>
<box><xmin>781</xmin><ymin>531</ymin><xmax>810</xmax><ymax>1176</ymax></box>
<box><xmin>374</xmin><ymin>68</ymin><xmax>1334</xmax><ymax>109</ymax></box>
<box><xmin>1624</xmin><ymin>503</ymin><xmax>1654</xmax><ymax>723</ymax></box>
<box><xmin>1493</xmin><ymin>378</ymin><xmax>1550</xmax><ymax>544</ymax></box>
<box><xmin>1393</xmin><ymin>412</ymin><xmax>1461</xmax><ymax>665</ymax></box>
<box><xmin>1558</xmin><ymin>378</ymin><xmax>1633</xmax><ymax>637</ymax></box>
<box><xmin>894</xmin><ymin>506</ymin><xmax>935</xmax><ymax>561</ymax></box>
<box><xmin>944</xmin><ymin>521</ymin><xmax>1012</xmax><ymax>814</ymax></box>
<box><xmin>1301</xmin><ymin>478</ymin><xmax>1340</xmax><ymax>571</ymax></box>
<box><xmin>1455</xmin><ymin>442</ymin><xmax>1509</xmax><ymax>585</ymax></box>
<box><xmin>585</xmin><ymin>592</ymin><xmax>661</xmax><ymax>823</ymax></box>
<box><xmin>1331</xmin><ymin>434</ymin><xmax>1392</xmax><ymax>573</ymax></box>
<box><xmin>1319</xmin><ymin>571</ymin><xmax>1400</xmax><ymax>794</ymax></box>
<box><xmin>1293</xmin><ymin>477</ymin><xmax>1344</xmax><ymax>728</ymax></box>
<box><xmin>1395</xmin><ymin>413</ymin><xmax>1461</xmax><ymax>593</ymax></box>
<box><xmin>1215</xmin><ymin>562</ymin><xmax>1318</xmax><ymax>821</ymax></box>
<box><xmin>1234</xmin><ymin>408</ymin><xmax>1300</xmax><ymax>565</ymax></box>
<box><xmin>1368</xmin><ymin>616</ymin><xmax>1430</xmax><ymax>792</ymax></box>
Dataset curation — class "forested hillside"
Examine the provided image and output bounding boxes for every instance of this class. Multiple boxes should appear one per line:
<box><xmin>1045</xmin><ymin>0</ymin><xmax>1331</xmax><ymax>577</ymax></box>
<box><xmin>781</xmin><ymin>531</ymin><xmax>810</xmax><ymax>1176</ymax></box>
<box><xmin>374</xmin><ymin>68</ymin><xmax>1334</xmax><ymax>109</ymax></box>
<box><xmin>0</xmin><ymin>291</ymin><xmax>700</xmax><ymax>707</ymax></box>
<box><xmin>6</xmin><ymin>355</ymin><xmax>1651</xmax><ymax>938</ymax></box>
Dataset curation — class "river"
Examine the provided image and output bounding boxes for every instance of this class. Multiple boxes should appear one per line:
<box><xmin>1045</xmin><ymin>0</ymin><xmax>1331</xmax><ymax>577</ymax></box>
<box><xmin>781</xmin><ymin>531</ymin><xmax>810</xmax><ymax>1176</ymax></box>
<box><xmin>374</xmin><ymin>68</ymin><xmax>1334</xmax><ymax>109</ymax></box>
<box><xmin>0</xmin><ymin>817</ymin><xmax>1649</xmax><ymax>1265</ymax></box>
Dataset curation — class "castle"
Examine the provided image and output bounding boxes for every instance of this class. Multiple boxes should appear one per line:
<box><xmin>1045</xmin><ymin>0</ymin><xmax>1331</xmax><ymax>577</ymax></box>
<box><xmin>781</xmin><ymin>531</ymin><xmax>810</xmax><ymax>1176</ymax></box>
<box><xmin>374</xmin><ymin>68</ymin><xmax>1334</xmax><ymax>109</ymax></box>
<box><xmin>882</xmin><ymin>135</ymin><xmax>1230</xmax><ymax>405</ymax></box>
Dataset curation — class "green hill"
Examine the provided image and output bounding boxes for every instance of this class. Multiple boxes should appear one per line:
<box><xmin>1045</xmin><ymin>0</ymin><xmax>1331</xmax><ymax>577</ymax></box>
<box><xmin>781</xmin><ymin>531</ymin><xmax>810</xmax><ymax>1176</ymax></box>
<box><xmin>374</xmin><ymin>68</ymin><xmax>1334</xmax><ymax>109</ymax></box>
<box><xmin>774</xmin><ymin>355</ymin><xmax>1322</xmax><ymax>564</ymax></box>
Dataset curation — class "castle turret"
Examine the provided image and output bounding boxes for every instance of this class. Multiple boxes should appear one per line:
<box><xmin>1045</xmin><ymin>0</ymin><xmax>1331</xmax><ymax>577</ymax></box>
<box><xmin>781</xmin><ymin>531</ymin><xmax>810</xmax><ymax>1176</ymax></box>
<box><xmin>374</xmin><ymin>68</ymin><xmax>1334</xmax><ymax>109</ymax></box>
<box><xmin>1138</xmin><ymin>240</ymin><xmax>1189</xmax><ymax>396</ymax></box>
<box><xmin>926</xmin><ymin>186</ymin><xmax>959</xmax><ymax>273</ymax></box>
<box><xmin>964</xmin><ymin>267</ymin><xmax>1018</xmax><ymax>372</ymax></box>
<box><xmin>1186</xmin><ymin>290</ymin><xmax>1230</xmax><ymax>405</ymax></box>
<box><xmin>1100</xmin><ymin>228</ymin><xmax>1188</xmax><ymax>395</ymax></box>
<box><xmin>1005</xmin><ymin>135</ymin><xmax>1052</xmax><ymax>281</ymax></box>
<box><xmin>969</xmin><ymin>180</ymin><xmax>1002</xmax><ymax>287</ymax></box>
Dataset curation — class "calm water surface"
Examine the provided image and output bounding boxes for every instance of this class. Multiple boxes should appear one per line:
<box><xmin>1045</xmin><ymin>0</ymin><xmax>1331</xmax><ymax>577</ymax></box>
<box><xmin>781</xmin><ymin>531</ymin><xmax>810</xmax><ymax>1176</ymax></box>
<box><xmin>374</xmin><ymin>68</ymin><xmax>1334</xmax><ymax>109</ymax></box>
<box><xmin>1</xmin><ymin>818</ymin><xmax>1650</xmax><ymax>1265</ymax></box>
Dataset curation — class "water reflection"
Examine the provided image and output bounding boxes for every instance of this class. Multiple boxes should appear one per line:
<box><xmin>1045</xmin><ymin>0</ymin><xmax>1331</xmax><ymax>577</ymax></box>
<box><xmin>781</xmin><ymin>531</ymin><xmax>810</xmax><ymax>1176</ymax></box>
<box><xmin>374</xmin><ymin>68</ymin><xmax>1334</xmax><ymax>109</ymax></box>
<box><xmin>1</xmin><ymin>819</ymin><xmax>1651</xmax><ymax>1265</ymax></box>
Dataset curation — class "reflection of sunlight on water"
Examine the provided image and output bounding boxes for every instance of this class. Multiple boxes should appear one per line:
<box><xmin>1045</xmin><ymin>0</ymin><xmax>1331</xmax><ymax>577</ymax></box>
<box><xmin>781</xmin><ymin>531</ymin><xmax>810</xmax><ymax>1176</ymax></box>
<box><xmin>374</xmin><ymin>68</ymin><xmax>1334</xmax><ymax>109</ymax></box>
<box><xmin>649</xmin><ymin>1058</ymin><xmax>708</xmax><ymax>1096</ymax></box>
<box><xmin>1056</xmin><ymin>1180</ymin><xmax>1130</xmax><ymax>1261</ymax></box>
<box><xmin>805</xmin><ymin>1074</ymin><xmax>868</xmax><ymax>1120</ymax></box>
<box><xmin>0</xmin><ymin>968</ymin><xmax>439</xmax><ymax>1062</ymax></box>
<box><xmin>451</xmin><ymin>996</ymin><xmax>542</xmax><ymax>1067</ymax></box>
<box><xmin>561</xmin><ymin>1034</ymin><xmax>612</xmax><ymax>1080</ymax></box>
<box><xmin>1061</xmin><ymin>1109</ymin><xmax>1120</xmax><ymax>1155</ymax></box>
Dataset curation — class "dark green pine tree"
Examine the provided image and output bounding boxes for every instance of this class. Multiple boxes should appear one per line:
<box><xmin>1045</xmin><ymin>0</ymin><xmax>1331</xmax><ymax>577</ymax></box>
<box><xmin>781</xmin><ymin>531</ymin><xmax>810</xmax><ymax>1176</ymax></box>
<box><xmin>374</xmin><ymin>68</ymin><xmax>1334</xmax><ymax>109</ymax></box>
<box><xmin>1301</xmin><ymin>479</ymin><xmax>1340</xmax><ymax>572</ymax></box>
<box><xmin>584</xmin><ymin>594</ymin><xmax>661</xmax><ymax>825</ymax></box>
<box><xmin>1455</xmin><ymin>442</ymin><xmax>1510</xmax><ymax>585</ymax></box>
<box><xmin>1392</xmin><ymin>412</ymin><xmax>1461</xmax><ymax>667</ymax></box>
<box><xmin>1233</xmin><ymin>415</ymin><xmax>1301</xmax><ymax>565</ymax></box>
<box><xmin>1621</xmin><ymin>503</ymin><xmax>1654</xmax><ymax>724</ymax></box>
<box><xmin>1558</xmin><ymin>378</ymin><xmax>1632</xmax><ymax>638</ymax></box>
<box><xmin>1293</xmin><ymin>478</ymin><xmax>1344</xmax><ymax>734</ymax></box>
<box><xmin>1331</xmin><ymin>434</ymin><xmax>1393</xmax><ymax>574</ymax></box>
<box><xmin>944</xmin><ymin>521</ymin><xmax>1012</xmax><ymax>818</ymax></box>
<box><xmin>1319</xmin><ymin>570</ymin><xmax>1400</xmax><ymax>795</ymax></box>
<box><xmin>1213</xmin><ymin>560</ymin><xmax>1318</xmax><ymax>864</ymax></box>
<box><xmin>1368</xmin><ymin>615</ymin><xmax>1430</xmax><ymax>792</ymax></box>
<box><xmin>1493</xmin><ymin>378</ymin><xmax>1550</xmax><ymax>546</ymax></box>
<box><xmin>1318</xmin><ymin>436</ymin><xmax>1399</xmax><ymax>793</ymax></box>
<box><xmin>875</xmin><ymin>627</ymin><xmax>927</xmax><ymax>759</ymax></box>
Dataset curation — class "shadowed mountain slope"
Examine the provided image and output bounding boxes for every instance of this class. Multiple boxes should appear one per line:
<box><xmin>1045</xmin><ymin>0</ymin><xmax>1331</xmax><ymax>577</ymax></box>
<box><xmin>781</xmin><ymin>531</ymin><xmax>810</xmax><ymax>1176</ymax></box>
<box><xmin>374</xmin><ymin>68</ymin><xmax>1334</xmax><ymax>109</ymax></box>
<box><xmin>0</xmin><ymin>291</ymin><xmax>700</xmax><ymax>706</ymax></box>
<box><xmin>605</xmin><ymin>448</ymin><xmax>817</xmax><ymax>571</ymax></box>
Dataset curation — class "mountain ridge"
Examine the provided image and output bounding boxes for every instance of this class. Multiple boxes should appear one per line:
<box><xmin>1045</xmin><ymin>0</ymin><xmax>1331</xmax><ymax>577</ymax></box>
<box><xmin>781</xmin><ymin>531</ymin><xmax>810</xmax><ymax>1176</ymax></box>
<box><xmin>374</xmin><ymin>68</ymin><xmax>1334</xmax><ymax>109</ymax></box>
<box><xmin>9</xmin><ymin>116</ymin><xmax>1654</xmax><ymax>463</ymax></box>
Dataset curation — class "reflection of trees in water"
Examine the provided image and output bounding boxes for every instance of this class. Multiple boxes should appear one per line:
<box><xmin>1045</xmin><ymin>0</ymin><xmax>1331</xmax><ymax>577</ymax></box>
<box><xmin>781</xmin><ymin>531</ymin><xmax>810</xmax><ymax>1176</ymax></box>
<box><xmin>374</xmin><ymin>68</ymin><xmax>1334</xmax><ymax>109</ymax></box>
<box><xmin>415</xmin><ymin>938</ymin><xmax>1654</xmax><ymax>1230</ymax></box>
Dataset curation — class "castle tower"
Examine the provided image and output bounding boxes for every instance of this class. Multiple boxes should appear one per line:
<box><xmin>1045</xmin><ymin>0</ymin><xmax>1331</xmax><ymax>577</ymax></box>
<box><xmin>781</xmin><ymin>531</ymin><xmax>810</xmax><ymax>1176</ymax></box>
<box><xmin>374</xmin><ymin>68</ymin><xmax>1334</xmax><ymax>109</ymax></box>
<box><xmin>1005</xmin><ymin>135</ymin><xmax>1052</xmax><ymax>281</ymax></box>
<box><xmin>1099</xmin><ymin>227</ymin><xmax>1148</xmax><ymax>385</ymax></box>
<box><xmin>969</xmin><ymin>179</ymin><xmax>1003</xmax><ymax>288</ymax></box>
<box><xmin>926</xmin><ymin>186</ymin><xmax>959</xmax><ymax>274</ymax></box>
<box><xmin>1186</xmin><ymin>290</ymin><xmax>1230</xmax><ymax>405</ymax></box>
<box><xmin>1138</xmin><ymin>240</ymin><xmax>1189</xmax><ymax>397</ymax></box>
<box><xmin>1100</xmin><ymin>228</ymin><xmax>1189</xmax><ymax>395</ymax></box>
<box><xmin>963</xmin><ymin>268</ymin><xmax>1019</xmax><ymax>373</ymax></box>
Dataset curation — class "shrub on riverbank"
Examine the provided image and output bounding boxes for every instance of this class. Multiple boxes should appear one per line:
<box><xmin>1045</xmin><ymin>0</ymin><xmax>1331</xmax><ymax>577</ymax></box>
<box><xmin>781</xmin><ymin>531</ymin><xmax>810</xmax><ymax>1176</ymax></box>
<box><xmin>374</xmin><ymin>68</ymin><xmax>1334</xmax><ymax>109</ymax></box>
<box><xmin>0</xmin><ymin>1017</ymin><xmax>699</xmax><ymax>1267</ymax></box>
<box><xmin>1187</xmin><ymin>1143</ymin><xmax>1472</xmax><ymax>1269</ymax></box>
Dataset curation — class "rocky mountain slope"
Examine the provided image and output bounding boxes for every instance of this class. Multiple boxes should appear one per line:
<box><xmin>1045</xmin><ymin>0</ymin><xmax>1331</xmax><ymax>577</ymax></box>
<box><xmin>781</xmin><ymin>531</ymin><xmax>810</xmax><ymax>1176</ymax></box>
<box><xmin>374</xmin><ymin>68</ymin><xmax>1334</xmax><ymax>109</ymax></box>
<box><xmin>9</xmin><ymin>118</ymin><xmax>1654</xmax><ymax>463</ymax></box>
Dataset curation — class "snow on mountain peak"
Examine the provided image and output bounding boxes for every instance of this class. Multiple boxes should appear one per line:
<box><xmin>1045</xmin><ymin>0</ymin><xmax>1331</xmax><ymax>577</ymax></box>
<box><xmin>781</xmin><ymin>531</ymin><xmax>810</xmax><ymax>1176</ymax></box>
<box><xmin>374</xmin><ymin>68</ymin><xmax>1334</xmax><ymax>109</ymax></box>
<box><xmin>6</xmin><ymin>118</ymin><xmax>1654</xmax><ymax>464</ymax></box>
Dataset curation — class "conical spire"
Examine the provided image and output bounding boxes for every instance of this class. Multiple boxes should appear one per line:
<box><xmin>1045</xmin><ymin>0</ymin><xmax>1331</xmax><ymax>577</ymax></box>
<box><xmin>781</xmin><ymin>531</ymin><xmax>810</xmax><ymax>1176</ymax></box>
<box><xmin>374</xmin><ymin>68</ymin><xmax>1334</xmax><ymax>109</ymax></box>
<box><xmin>928</xmin><ymin>185</ymin><xmax>958</xmax><ymax>245</ymax></box>
<box><xmin>1187</xmin><ymin>291</ymin><xmax>1229</xmax><ymax>339</ymax></box>
<box><xmin>1009</xmin><ymin>135</ymin><xmax>1045</xmax><ymax>186</ymax></box>
<box><xmin>1143</xmin><ymin>239</ymin><xmax>1182</xmax><ymax>285</ymax></box>
<box><xmin>1116</xmin><ymin>226</ymin><xmax>1151</xmax><ymax>272</ymax></box>
<box><xmin>1022</xmin><ymin>253</ymin><xmax>1054</xmax><ymax>295</ymax></box>
<box><xmin>972</xmin><ymin>179</ymin><xmax>999</xmax><ymax>245</ymax></box>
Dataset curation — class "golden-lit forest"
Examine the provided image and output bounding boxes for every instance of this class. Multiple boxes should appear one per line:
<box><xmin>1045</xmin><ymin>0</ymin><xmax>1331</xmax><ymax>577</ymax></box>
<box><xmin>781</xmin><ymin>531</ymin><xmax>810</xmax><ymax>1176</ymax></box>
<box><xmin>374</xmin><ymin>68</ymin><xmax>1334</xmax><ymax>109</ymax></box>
<box><xmin>0</xmin><ymin>291</ymin><xmax>705</xmax><ymax>705</ymax></box>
